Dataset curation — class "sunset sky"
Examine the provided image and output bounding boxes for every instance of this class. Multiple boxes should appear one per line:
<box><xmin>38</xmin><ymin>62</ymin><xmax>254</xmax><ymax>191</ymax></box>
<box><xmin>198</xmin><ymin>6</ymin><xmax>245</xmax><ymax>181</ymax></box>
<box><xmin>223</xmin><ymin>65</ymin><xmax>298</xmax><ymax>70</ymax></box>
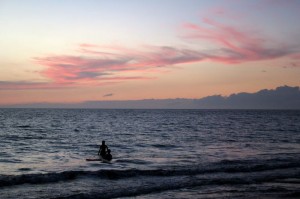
<box><xmin>1</xmin><ymin>0</ymin><xmax>300</xmax><ymax>105</ymax></box>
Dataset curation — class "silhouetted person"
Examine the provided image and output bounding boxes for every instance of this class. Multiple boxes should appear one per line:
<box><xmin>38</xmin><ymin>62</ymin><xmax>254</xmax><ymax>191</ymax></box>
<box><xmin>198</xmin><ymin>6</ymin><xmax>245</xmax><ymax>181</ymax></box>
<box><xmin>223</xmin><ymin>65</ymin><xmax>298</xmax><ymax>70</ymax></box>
<box><xmin>98</xmin><ymin>140</ymin><xmax>108</xmax><ymax>157</ymax></box>
<box><xmin>105</xmin><ymin>149</ymin><xmax>112</xmax><ymax>161</ymax></box>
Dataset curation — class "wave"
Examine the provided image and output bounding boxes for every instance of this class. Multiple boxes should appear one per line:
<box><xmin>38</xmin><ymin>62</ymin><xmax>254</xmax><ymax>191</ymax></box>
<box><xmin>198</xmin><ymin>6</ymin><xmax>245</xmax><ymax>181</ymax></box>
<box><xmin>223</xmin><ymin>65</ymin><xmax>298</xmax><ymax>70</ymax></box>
<box><xmin>1</xmin><ymin>157</ymin><xmax>299</xmax><ymax>188</ymax></box>
<box><xmin>53</xmin><ymin>166</ymin><xmax>300</xmax><ymax>199</ymax></box>
<box><xmin>16</xmin><ymin>125</ymin><xmax>31</xmax><ymax>128</ymax></box>
<box><xmin>50</xmin><ymin>177</ymin><xmax>204</xmax><ymax>199</ymax></box>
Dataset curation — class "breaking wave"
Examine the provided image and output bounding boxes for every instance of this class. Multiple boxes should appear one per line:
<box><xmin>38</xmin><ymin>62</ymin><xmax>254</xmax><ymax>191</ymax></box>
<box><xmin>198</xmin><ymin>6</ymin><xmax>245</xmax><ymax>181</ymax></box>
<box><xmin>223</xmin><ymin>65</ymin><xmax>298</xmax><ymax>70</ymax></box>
<box><xmin>1</xmin><ymin>157</ymin><xmax>299</xmax><ymax>188</ymax></box>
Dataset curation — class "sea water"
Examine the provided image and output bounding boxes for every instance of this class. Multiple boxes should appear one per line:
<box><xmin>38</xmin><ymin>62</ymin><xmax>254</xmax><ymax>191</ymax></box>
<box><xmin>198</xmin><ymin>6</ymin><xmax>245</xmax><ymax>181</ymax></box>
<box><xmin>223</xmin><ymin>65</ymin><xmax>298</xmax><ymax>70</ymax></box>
<box><xmin>0</xmin><ymin>109</ymin><xmax>299</xmax><ymax>198</ymax></box>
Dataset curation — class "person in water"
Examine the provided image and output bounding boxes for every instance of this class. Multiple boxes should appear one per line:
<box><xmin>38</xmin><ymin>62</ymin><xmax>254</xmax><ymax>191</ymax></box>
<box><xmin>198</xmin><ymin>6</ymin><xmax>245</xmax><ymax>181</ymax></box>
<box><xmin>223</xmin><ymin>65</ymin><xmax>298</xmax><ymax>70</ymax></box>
<box><xmin>105</xmin><ymin>149</ymin><xmax>112</xmax><ymax>161</ymax></box>
<box><xmin>98</xmin><ymin>140</ymin><xmax>108</xmax><ymax>157</ymax></box>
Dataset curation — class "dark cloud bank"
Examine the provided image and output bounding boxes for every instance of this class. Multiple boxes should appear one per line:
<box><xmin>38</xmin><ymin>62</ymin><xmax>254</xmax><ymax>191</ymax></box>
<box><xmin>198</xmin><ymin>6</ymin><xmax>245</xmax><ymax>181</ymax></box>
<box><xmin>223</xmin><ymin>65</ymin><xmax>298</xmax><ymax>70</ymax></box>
<box><xmin>3</xmin><ymin>86</ymin><xmax>300</xmax><ymax>109</ymax></box>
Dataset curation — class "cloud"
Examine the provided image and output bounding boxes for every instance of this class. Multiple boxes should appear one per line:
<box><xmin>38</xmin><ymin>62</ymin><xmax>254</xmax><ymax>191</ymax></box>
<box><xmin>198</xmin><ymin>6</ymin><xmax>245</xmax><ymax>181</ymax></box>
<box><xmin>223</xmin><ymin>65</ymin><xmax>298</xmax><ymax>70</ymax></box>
<box><xmin>79</xmin><ymin>43</ymin><xmax>99</xmax><ymax>48</ymax></box>
<box><xmin>291</xmin><ymin>54</ymin><xmax>300</xmax><ymax>60</ymax></box>
<box><xmin>182</xmin><ymin>17</ymin><xmax>295</xmax><ymax>63</ymax></box>
<box><xmin>32</xmin><ymin>45</ymin><xmax>207</xmax><ymax>89</ymax></box>
<box><xmin>3</xmin><ymin>8</ymin><xmax>300</xmax><ymax>90</ymax></box>
<box><xmin>35</xmin><ymin>55</ymin><xmax>133</xmax><ymax>84</ymax></box>
<box><xmin>103</xmin><ymin>93</ymin><xmax>113</xmax><ymax>97</ymax></box>
<box><xmin>0</xmin><ymin>81</ymin><xmax>64</xmax><ymax>90</ymax></box>
<box><xmin>12</xmin><ymin>31</ymin><xmax>299</xmax><ymax>90</ymax></box>
<box><xmin>4</xmin><ymin>85</ymin><xmax>299</xmax><ymax>109</ymax></box>
<box><xmin>197</xmin><ymin>85</ymin><xmax>300</xmax><ymax>109</ymax></box>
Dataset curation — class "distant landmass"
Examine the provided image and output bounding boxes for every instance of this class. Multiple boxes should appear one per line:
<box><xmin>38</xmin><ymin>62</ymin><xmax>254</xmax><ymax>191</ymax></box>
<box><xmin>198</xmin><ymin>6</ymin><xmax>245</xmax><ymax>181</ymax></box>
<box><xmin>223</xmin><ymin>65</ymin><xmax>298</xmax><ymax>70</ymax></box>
<box><xmin>2</xmin><ymin>85</ymin><xmax>300</xmax><ymax>109</ymax></box>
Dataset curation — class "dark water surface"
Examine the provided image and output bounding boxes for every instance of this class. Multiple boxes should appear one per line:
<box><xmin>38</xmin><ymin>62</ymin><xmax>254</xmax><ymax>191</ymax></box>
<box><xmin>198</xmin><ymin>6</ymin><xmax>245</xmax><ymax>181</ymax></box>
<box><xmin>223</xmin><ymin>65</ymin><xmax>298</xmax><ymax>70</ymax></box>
<box><xmin>0</xmin><ymin>109</ymin><xmax>299</xmax><ymax>198</ymax></box>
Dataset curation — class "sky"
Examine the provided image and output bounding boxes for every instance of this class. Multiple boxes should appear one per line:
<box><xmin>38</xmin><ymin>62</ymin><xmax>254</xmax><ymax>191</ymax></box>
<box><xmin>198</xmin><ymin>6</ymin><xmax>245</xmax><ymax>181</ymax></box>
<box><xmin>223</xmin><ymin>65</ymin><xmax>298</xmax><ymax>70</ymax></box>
<box><xmin>0</xmin><ymin>0</ymin><xmax>300</xmax><ymax>105</ymax></box>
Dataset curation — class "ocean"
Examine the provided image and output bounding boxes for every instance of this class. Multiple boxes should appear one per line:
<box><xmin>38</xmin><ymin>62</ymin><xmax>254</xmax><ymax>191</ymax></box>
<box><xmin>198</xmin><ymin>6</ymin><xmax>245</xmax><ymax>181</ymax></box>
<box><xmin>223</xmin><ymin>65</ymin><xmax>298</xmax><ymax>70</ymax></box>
<box><xmin>0</xmin><ymin>109</ymin><xmax>299</xmax><ymax>198</ymax></box>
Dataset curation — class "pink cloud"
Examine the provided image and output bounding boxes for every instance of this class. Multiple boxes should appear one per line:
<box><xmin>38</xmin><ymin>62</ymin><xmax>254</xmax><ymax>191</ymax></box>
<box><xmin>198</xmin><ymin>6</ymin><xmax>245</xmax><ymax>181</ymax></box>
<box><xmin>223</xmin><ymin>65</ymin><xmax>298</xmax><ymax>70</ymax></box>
<box><xmin>202</xmin><ymin>6</ymin><xmax>243</xmax><ymax>21</ymax></box>
<box><xmin>291</xmin><ymin>53</ymin><xmax>300</xmax><ymax>60</ymax></box>
<box><xmin>79</xmin><ymin>43</ymin><xmax>99</xmax><ymax>48</ymax></box>
<box><xmin>10</xmin><ymin>31</ymin><xmax>297</xmax><ymax>90</ymax></box>
<box><xmin>182</xmin><ymin>17</ymin><xmax>293</xmax><ymax>63</ymax></box>
<box><xmin>31</xmin><ymin>45</ymin><xmax>208</xmax><ymax>89</ymax></box>
<box><xmin>35</xmin><ymin>55</ymin><xmax>132</xmax><ymax>84</ymax></box>
<box><xmin>24</xmin><ymin>8</ymin><xmax>299</xmax><ymax>90</ymax></box>
<box><xmin>3</xmin><ymin>10</ymin><xmax>299</xmax><ymax>90</ymax></box>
